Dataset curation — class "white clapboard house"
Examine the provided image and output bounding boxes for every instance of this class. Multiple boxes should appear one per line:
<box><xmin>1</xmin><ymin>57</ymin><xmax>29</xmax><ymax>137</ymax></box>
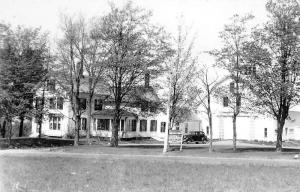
<box><xmin>31</xmin><ymin>77</ymin><xmax>168</xmax><ymax>139</ymax></box>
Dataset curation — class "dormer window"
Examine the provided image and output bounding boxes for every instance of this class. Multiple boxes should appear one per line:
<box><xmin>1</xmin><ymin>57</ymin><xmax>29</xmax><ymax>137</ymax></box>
<box><xmin>35</xmin><ymin>97</ymin><xmax>43</xmax><ymax>110</ymax></box>
<box><xmin>94</xmin><ymin>99</ymin><xmax>103</xmax><ymax>111</ymax></box>
<box><xmin>141</xmin><ymin>101</ymin><xmax>149</xmax><ymax>112</ymax></box>
<box><xmin>223</xmin><ymin>96</ymin><xmax>229</xmax><ymax>107</ymax></box>
<box><xmin>47</xmin><ymin>79</ymin><xmax>55</xmax><ymax>92</ymax></box>
<box><xmin>57</xmin><ymin>97</ymin><xmax>64</xmax><ymax>109</ymax></box>
<box><xmin>79</xmin><ymin>98</ymin><xmax>87</xmax><ymax>110</ymax></box>
<box><xmin>49</xmin><ymin>97</ymin><xmax>64</xmax><ymax>110</ymax></box>
<box><xmin>49</xmin><ymin>98</ymin><xmax>56</xmax><ymax>109</ymax></box>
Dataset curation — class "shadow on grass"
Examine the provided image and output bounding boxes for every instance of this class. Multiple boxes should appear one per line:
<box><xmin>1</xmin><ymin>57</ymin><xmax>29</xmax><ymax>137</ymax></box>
<box><xmin>118</xmin><ymin>145</ymin><xmax>163</xmax><ymax>149</ymax></box>
<box><xmin>236</xmin><ymin>147</ymin><xmax>300</xmax><ymax>153</ymax></box>
<box><xmin>210</xmin><ymin>147</ymin><xmax>300</xmax><ymax>154</ymax></box>
<box><xmin>117</xmin><ymin>144</ymin><xmax>209</xmax><ymax>150</ymax></box>
<box><xmin>0</xmin><ymin>137</ymin><xmax>74</xmax><ymax>149</ymax></box>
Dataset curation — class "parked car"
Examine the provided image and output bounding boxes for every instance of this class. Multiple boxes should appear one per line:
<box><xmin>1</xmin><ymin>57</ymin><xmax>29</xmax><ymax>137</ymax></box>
<box><xmin>183</xmin><ymin>131</ymin><xmax>208</xmax><ymax>144</ymax></box>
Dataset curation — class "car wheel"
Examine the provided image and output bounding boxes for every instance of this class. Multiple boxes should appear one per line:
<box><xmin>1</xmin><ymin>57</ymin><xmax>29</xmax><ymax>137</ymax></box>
<box><xmin>195</xmin><ymin>142</ymin><xmax>199</xmax><ymax>144</ymax></box>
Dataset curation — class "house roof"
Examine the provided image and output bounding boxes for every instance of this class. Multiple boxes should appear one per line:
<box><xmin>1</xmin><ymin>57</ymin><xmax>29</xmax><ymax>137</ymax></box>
<box><xmin>129</xmin><ymin>86</ymin><xmax>160</xmax><ymax>103</ymax></box>
<box><xmin>79</xmin><ymin>78</ymin><xmax>110</xmax><ymax>96</ymax></box>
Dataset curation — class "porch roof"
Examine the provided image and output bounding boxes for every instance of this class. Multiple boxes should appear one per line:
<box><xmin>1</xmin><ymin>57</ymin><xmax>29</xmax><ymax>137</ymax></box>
<box><xmin>92</xmin><ymin>109</ymin><xmax>138</xmax><ymax>118</ymax></box>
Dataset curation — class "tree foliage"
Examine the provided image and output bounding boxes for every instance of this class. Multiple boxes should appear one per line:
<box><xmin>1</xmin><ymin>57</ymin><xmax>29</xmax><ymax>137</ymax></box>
<box><xmin>211</xmin><ymin>14</ymin><xmax>253</xmax><ymax>151</ymax></box>
<box><xmin>99</xmin><ymin>2</ymin><xmax>173</xmax><ymax>147</ymax></box>
<box><xmin>243</xmin><ymin>0</ymin><xmax>300</xmax><ymax>151</ymax></box>
<box><xmin>0</xmin><ymin>24</ymin><xmax>49</xmax><ymax>138</ymax></box>
<box><xmin>167</xmin><ymin>23</ymin><xmax>198</xmax><ymax>127</ymax></box>
<box><xmin>195</xmin><ymin>65</ymin><xmax>223</xmax><ymax>152</ymax></box>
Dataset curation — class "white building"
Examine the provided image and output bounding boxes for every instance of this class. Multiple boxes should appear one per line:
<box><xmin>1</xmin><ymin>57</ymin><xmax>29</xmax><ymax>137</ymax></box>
<box><xmin>182</xmin><ymin>74</ymin><xmax>300</xmax><ymax>142</ymax></box>
<box><xmin>31</xmin><ymin>79</ymin><xmax>169</xmax><ymax>139</ymax></box>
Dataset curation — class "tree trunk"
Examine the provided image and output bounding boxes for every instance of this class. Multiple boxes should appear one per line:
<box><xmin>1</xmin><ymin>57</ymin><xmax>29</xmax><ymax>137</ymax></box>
<box><xmin>38</xmin><ymin>119</ymin><xmax>42</xmax><ymax>138</ymax></box>
<box><xmin>19</xmin><ymin>115</ymin><xmax>24</xmax><ymax>137</ymax></box>
<box><xmin>74</xmin><ymin>76</ymin><xmax>81</xmax><ymax>146</ymax></box>
<box><xmin>208</xmin><ymin>114</ymin><xmax>213</xmax><ymax>153</ymax></box>
<box><xmin>86</xmin><ymin>96</ymin><xmax>92</xmax><ymax>145</ymax></box>
<box><xmin>163</xmin><ymin>89</ymin><xmax>172</xmax><ymax>153</ymax></box>
<box><xmin>38</xmin><ymin>86</ymin><xmax>45</xmax><ymax>139</ymax></box>
<box><xmin>276</xmin><ymin>118</ymin><xmax>285</xmax><ymax>152</ymax></box>
<box><xmin>207</xmin><ymin>89</ymin><xmax>213</xmax><ymax>153</ymax></box>
<box><xmin>232</xmin><ymin>115</ymin><xmax>237</xmax><ymax>152</ymax></box>
<box><xmin>74</xmin><ymin>115</ymin><xmax>80</xmax><ymax>146</ymax></box>
<box><xmin>8</xmin><ymin>118</ymin><xmax>12</xmax><ymax>146</ymax></box>
<box><xmin>1</xmin><ymin>120</ymin><xmax>6</xmax><ymax>138</ymax></box>
<box><xmin>111</xmin><ymin>114</ymin><xmax>120</xmax><ymax>147</ymax></box>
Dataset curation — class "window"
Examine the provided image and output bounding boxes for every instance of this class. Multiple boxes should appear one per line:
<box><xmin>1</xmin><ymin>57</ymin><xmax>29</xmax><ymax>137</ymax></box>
<box><xmin>149</xmin><ymin>104</ymin><xmax>156</xmax><ymax>113</ymax></box>
<box><xmin>161</xmin><ymin>122</ymin><xmax>166</xmax><ymax>132</ymax></box>
<box><xmin>132</xmin><ymin>120</ymin><xmax>136</xmax><ymax>132</ymax></box>
<box><xmin>97</xmin><ymin>119</ymin><xmax>110</xmax><ymax>131</ymax></box>
<box><xmin>140</xmin><ymin>120</ymin><xmax>147</xmax><ymax>132</ymax></box>
<box><xmin>150</xmin><ymin>120</ymin><xmax>157</xmax><ymax>132</ymax></box>
<box><xmin>94</xmin><ymin>99</ymin><xmax>103</xmax><ymax>111</ymax></box>
<box><xmin>223</xmin><ymin>97</ymin><xmax>229</xmax><ymax>107</ymax></box>
<box><xmin>127</xmin><ymin>119</ymin><xmax>137</xmax><ymax>132</ymax></box>
<box><xmin>49</xmin><ymin>97</ymin><xmax>63</xmax><ymax>110</ymax></box>
<box><xmin>35</xmin><ymin>97</ymin><xmax>43</xmax><ymax>110</ymax></box>
<box><xmin>175</xmin><ymin>122</ymin><xmax>179</xmax><ymax>130</ymax></box>
<box><xmin>264</xmin><ymin>128</ymin><xmax>267</xmax><ymax>138</ymax></box>
<box><xmin>53</xmin><ymin>117</ymin><xmax>57</xmax><ymax>130</ymax></box>
<box><xmin>80</xmin><ymin>118</ymin><xmax>87</xmax><ymax>130</ymax></box>
<box><xmin>49</xmin><ymin>98</ymin><xmax>56</xmax><ymax>109</ymax></box>
<box><xmin>57</xmin><ymin>97</ymin><xmax>64</xmax><ymax>110</ymax></box>
<box><xmin>49</xmin><ymin>116</ymin><xmax>61</xmax><ymax>130</ymax></box>
<box><xmin>118</xmin><ymin>119</ymin><xmax>125</xmax><ymax>131</ymax></box>
<box><xmin>285</xmin><ymin>128</ymin><xmax>288</xmax><ymax>135</ymax></box>
<box><xmin>141</xmin><ymin>102</ymin><xmax>148</xmax><ymax>112</ymax></box>
<box><xmin>47</xmin><ymin>80</ymin><xmax>55</xmax><ymax>92</ymax></box>
<box><xmin>229</xmin><ymin>82</ymin><xmax>235</xmax><ymax>93</ymax></box>
<box><xmin>79</xmin><ymin>98</ymin><xmax>87</xmax><ymax>110</ymax></box>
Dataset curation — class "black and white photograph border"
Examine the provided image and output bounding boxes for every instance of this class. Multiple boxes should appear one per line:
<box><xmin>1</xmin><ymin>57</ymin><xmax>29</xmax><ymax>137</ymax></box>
<box><xmin>1</xmin><ymin>0</ymin><xmax>300</xmax><ymax>191</ymax></box>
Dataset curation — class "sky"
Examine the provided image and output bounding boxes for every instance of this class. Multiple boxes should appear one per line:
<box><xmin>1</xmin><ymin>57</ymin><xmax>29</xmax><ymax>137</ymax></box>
<box><xmin>0</xmin><ymin>0</ymin><xmax>269</xmax><ymax>64</ymax></box>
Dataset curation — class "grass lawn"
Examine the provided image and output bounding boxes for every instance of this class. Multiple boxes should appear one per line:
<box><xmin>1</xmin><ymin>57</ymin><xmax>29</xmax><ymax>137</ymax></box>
<box><xmin>1</xmin><ymin>147</ymin><xmax>300</xmax><ymax>192</ymax></box>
